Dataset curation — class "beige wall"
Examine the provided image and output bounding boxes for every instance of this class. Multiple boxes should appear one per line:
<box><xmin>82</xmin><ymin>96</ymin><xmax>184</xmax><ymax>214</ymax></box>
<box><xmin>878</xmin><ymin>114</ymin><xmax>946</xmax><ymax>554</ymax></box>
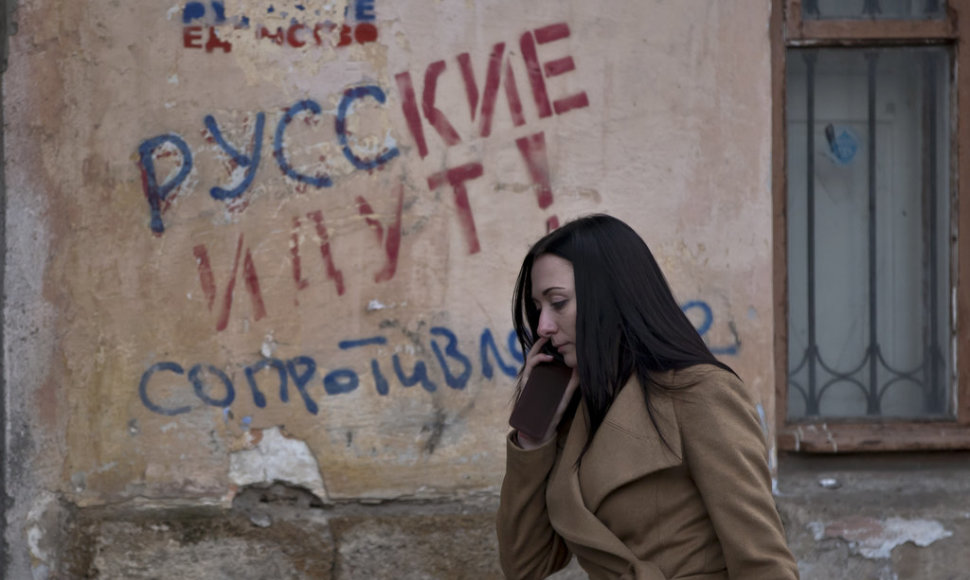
<box><xmin>4</xmin><ymin>0</ymin><xmax>773</xmax><ymax>533</ymax></box>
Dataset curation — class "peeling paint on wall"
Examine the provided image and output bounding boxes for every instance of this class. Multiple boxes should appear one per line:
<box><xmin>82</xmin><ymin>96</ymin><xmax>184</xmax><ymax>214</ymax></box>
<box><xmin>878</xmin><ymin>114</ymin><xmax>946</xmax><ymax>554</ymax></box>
<box><xmin>25</xmin><ymin>492</ymin><xmax>62</xmax><ymax>579</ymax></box>
<box><xmin>229</xmin><ymin>426</ymin><xmax>328</xmax><ymax>502</ymax></box>
<box><xmin>809</xmin><ymin>516</ymin><xmax>953</xmax><ymax>559</ymax></box>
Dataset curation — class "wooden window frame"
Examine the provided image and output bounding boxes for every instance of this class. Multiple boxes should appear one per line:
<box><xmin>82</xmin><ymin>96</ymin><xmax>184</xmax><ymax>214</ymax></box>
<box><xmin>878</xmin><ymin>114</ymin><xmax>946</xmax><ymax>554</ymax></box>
<box><xmin>772</xmin><ymin>0</ymin><xmax>970</xmax><ymax>452</ymax></box>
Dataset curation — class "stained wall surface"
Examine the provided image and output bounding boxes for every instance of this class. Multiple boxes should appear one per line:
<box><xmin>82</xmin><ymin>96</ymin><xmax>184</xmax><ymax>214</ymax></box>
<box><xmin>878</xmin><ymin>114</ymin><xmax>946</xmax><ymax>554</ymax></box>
<box><xmin>3</xmin><ymin>0</ymin><xmax>776</xmax><ymax>576</ymax></box>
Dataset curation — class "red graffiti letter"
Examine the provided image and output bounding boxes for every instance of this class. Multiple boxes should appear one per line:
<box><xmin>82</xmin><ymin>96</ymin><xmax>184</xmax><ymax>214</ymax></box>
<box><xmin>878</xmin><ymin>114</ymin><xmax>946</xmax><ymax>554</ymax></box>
<box><xmin>427</xmin><ymin>163</ymin><xmax>484</xmax><ymax>255</ymax></box>
<box><xmin>205</xmin><ymin>27</ymin><xmax>233</xmax><ymax>53</ymax></box>
<box><xmin>515</xmin><ymin>131</ymin><xmax>553</xmax><ymax>209</ymax></box>
<box><xmin>290</xmin><ymin>217</ymin><xmax>309</xmax><ymax>292</ymax></box>
<box><xmin>521</xmin><ymin>23</ymin><xmax>588</xmax><ymax>117</ymax></box>
<box><xmin>457</xmin><ymin>43</ymin><xmax>525</xmax><ymax>138</ymax></box>
<box><xmin>184</xmin><ymin>26</ymin><xmax>204</xmax><ymax>49</ymax></box>
<box><xmin>356</xmin><ymin>183</ymin><xmax>404</xmax><ymax>282</ymax></box>
<box><xmin>193</xmin><ymin>233</ymin><xmax>266</xmax><ymax>332</ymax></box>
<box><xmin>287</xmin><ymin>23</ymin><xmax>306</xmax><ymax>47</ymax></box>
<box><xmin>520</xmin><ymin>31</ymin><xmax>551</xmax><ymax>119</ymax></box>
<box><xmin>422</xmin><ymin>60</ymin><xmax>462</xmax><ymax>147</ymax></box>
<box><xmin>243</xmin><ymin>250</ymin><xmax>267</xmax><ymax>320</ymax></box>
<box><xmin>259</xmin><ymin>26</ymin><xmax>284</xmax><ymax>45</ymax></box>
<box><xmin>306</xmin><ymin>210</ymin><xmax>346</xmax><ymax>296</ymax></box>
<box><xmin>355</xmin><ymin>23</ymin><xmax>378</xmax><ymax>44</ymax></box>
<box><xmin>338</xmin><ymin>24</ymin><xmax>353</xmax><ymax>47</ymax></box>
<box><xmin>456</xmin><ymin>52</ymin><xmax>483</xmax><ymax>121</ymax></box>
<box><xmin>395</xmin><ymin>71</ymin><xmax>429</xmax><ymax>159</ymax></box>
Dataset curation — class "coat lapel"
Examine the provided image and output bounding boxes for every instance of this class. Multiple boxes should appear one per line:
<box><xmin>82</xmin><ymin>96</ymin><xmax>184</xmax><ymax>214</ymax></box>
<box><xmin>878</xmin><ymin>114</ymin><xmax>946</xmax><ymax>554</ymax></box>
<box><xmin>546</xmin><ymin>400</ymin><xmax>642</xmax><ymax>577</ymax></box>
<box><xmin>545</xmin><ymin>377</ymin><xmax>680</xmax><ymax>579</ymax></box>
<box><xmin>578</xmin><ymin>376</ymin><xmax>683</xmax><ymax>512</ymax></box>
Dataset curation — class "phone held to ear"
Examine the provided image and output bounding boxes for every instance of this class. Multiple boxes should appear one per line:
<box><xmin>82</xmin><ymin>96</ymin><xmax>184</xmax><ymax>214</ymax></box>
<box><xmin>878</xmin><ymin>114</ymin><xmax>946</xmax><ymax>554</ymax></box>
<box><xmin>509</xmin><ymin>362</ymin><xmax>572</xmax><ymax>441</ymax></box>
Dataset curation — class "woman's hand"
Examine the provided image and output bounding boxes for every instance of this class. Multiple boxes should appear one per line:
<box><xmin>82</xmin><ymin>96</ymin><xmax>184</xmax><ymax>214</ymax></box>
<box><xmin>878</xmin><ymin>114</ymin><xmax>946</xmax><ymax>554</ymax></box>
<box><xmin>514</xmin><ymin>337</ymin><xmax>580</xmax><ymax>450</ymax></box>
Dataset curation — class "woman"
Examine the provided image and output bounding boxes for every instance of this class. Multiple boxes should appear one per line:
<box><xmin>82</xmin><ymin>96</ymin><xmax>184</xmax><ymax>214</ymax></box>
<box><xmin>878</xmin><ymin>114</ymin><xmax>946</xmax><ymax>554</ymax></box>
<box><xmin>496</xmin><ymin>215</ymin><xmax>799</xmax><ymax>580</ymax></box>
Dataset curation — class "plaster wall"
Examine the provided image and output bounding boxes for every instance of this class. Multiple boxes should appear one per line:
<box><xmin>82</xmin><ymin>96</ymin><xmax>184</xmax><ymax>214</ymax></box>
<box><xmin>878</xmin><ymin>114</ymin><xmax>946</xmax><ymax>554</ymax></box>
<box><xmin>3</xmin><ymin>0</ymin><xmax>776</xmax><ymax>576</ymax></box>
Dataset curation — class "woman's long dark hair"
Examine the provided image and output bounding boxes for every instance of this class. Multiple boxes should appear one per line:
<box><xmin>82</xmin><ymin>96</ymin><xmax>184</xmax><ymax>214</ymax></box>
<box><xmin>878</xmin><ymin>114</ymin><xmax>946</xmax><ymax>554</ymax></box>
<box><xmin>512</xmin><ymin>214</ymin><xmax>734</xmax><ymax>457</ymax></box>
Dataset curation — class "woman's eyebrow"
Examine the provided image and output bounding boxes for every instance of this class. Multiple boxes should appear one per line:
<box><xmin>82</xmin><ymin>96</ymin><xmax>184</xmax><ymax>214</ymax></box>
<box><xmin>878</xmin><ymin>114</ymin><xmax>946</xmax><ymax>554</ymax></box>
<box><xmin>531</xmin><ymin>286</ymin><xmax>567</xmax><ymax>302</ymax></box>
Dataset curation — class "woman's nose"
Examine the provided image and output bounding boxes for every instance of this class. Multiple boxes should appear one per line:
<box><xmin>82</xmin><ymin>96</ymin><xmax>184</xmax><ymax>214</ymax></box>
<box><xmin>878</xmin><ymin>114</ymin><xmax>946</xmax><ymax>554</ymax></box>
<box><xmin>537</xmin><ymin>312</ymin><xmax>556</xmax><ymax>337</ymax></box>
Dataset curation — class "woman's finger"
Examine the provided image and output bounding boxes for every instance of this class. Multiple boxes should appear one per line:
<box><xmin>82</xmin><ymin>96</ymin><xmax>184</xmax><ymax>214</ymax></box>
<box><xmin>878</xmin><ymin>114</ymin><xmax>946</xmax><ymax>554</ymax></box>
<box><xmin>520</xmin><ymin>337</ymin><xmax>553</xmax><ymax>382</ymax></box>
<box><xmin>525</xmin><ymin>336</ymin><xmax>550</xmax><ymax>361</ymax></box>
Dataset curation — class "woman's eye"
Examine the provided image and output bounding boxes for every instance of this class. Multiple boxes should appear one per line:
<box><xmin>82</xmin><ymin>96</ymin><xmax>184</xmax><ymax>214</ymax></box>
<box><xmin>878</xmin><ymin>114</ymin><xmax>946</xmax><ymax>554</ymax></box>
<box><xmin>551</xmin><ymin>300</ymin><xmax>567</xmax><ymax>311</ymax></box>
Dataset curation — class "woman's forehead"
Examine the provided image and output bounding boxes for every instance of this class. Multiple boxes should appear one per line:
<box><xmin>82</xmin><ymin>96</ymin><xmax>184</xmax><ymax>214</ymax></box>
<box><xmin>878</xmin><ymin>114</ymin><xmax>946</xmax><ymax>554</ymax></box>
<box><xmin>531</xmin><ymin>255</ymin><xmax>574</xmax><ymax>294</ymax></box>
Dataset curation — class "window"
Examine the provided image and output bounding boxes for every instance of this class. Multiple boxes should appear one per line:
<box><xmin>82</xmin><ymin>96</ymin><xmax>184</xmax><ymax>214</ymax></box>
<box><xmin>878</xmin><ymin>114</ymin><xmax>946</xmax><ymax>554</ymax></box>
<box><xmin>773</xmin><ymin>0</ymin><xmax>970</xmax><ymax>451</ymax></box>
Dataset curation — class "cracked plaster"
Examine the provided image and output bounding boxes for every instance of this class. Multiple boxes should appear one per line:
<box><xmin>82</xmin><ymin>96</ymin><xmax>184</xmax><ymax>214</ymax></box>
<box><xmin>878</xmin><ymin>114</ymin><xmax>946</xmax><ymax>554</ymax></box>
<box><xmin>810</xmin><ymin>516</ymin><xmax>953</xmax><ymax>560</ymax></box>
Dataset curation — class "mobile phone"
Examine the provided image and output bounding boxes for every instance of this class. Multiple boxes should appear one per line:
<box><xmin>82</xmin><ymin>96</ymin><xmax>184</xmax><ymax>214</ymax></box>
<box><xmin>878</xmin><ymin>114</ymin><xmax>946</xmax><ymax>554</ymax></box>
<box><xmin>509</xmin><ymin>362</ymin><xmax>573</xmax><ymax>441</ymax></box>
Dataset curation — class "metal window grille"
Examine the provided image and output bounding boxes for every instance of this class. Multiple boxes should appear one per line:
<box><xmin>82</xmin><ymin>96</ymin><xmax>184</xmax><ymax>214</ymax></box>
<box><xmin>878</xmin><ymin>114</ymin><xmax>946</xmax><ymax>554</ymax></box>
<box><xmin>786</xmin><ymin>47</ymin><xmax>953</xmax><ymax>419</ymax></box>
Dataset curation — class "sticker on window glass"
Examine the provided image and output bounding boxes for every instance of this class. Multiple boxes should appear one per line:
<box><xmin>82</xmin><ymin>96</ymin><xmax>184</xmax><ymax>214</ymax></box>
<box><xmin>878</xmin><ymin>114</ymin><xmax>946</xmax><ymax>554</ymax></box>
<box><xmin>824</xmin><ymin>123</ymin><xmax>859</xmax><ymax>166</ymax></box>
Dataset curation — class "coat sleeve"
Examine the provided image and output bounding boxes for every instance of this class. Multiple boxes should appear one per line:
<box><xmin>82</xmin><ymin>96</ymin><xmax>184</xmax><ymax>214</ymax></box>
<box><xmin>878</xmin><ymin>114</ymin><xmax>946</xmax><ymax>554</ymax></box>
<box><xmin>673</xmin><ymin>369</ymin><xmax>800</xmax><ymax>580</ymax></box>
<box><xmin>496</xmin><ymin>432</ymin><xmax>573</xmax><ymax>580</ymax></box>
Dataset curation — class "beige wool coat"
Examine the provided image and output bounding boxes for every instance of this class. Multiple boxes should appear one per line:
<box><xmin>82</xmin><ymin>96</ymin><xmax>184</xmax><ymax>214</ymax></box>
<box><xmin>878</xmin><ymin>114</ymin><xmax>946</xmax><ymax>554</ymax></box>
<box><xmin>496</xmin><ymin>364</ymin><xmax>799</xmax><ymax>580</ymax></box>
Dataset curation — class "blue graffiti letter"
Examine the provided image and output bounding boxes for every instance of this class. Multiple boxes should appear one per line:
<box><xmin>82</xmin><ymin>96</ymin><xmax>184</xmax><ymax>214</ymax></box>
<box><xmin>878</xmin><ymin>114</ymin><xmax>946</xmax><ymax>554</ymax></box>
<box><xmin>139</xmin><ymin>362</ymin><xmax>191</xmax><ymax>416</ymax></box>
<box><xmin>183</xmin><ymin>2</ymin><xmax>206</xmax><ymax>23</ymax></box>
<box><xmin>338</xmin><ymin>336</ymin><xmax>387</xmax><ymax>349</ymax></box>
<box><xmin>681</xmin><ymin>300</ymin><xmax>713</xmax><ymax>337</ymax></box>
<box><xmin>681</xmin><ymin>300</ymin><xmax>739</xmax><ymax>356</ymax></box>
<box><xmin>188</xmin><ymin>364</ymin><xmax>235</xmax><ymax>407</ymax></box>
<box><xmin>480</xmin><ymin>328</ymin><xmax>519</xmax><ymax>379</ymax></box>
<box><xmin>211</xmin><ymin>1</ymin><xmax>227</xmax><ymax>22</ymax></box>
<box><xmin>137</xmin><ymin>134</ymin><xmax>193</xmax><ymax>234</ymax></box>
<box><xmin>324</xmin><ymin>369</ymin><xmax>359</xmax><ymax>395</ymax></box>
<box><xmin>285</xmin><ymin>356</ymin><xmax>320</xmax><ymax>414</ymax></box>
<box><xmin>336</xmin><ymin>86</ymin><xmax>400</xmax><ymax>171</ymax></box>
<box><xmin>355</xmin><ymin>0</ymin><xmax>376</xmax><ymax>21</ymax></box>
<box><xmin>274</xmin><ymin>100</ymin><xmax>332</xmax><ymax>188</ymax></box>
<box><xmin>430</xmin><ymin>327</ymin><xmax>472</xmax><ymax>390</ymax></box>
<box><xmin>371</xmin><ymin>359</ymin><xmax>390</xmax><ymax>396</ymax></box>
<box><xmin>392</xmin><ymin>355</ymin><xmax>438</xmax><ymax>393</ymax></box>
<box><xmin>338</xmin><ymin>336</ymin><xmax>389</xmax><ymax>395</ymax></box>
<box><xmin>206</xmin><ymin>112</ymin><xmax>265</xmax><ymax>200</ymax></box>
<box><xmin>244</xmin><ymin>358</ymin><xmax>287</xmax><ymax>408</ymax></box>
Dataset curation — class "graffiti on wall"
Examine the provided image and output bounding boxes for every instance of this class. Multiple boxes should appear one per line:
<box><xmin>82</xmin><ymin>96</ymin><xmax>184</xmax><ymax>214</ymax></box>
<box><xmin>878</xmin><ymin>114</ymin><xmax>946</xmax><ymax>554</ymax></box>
<box><xmin>139</xmin><ymin>327</ymin><xmax>522</xmax><ymax>416</ymax></box>
<box><xmin>138</xmin><ymin>19</ymin><xmax>592</xmax><ymax>330</ymax></box>
<box><xmin>190</xmin><ymin>184</ymin><xmax>402</xmax><ymax>331</ymax></box>
<box><xmin>134</xmin><ymin>15</ymin><xmax>743</xmax><ymax>423</ymax></box>
<box><xmin>137</xmin><ymin>302</ymin><xmax>741</xmax><ymax>417</ymax></box>
<box><xmin>138</xmin><ymin>20</ymin><xmax>586</xmax><ymax>239</ymax></box>
<box><xmin>180</xmin><ymin>0</ymin><xmax>379</xmax><ymax>54</ymax></box>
